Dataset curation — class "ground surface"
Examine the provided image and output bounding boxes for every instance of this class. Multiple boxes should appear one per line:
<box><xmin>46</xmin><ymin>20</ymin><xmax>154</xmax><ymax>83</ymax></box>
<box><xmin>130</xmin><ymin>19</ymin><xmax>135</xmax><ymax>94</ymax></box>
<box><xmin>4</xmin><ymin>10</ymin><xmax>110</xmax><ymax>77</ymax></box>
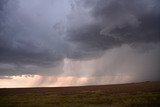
<box><xmin>0</xmin><ymin>81</ymin><xmax>160</xmax><ymax>107</ymax></box>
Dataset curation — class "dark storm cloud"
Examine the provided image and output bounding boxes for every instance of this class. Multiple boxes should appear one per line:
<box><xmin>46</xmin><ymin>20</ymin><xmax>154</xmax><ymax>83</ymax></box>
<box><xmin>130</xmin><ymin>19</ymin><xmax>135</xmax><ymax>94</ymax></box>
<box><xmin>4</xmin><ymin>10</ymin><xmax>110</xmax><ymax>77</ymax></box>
<box><xmin>0</xmin><ymin>0</ymin><xmax>160</xmax><ymax>83</ymax></box>
<box><xmin>67</xmin><ymin>0</ymin><xmax>160</xmax><ymax>59</ymax></box>
<box><xmin>63</xmin><ymin>0</ymin><xmax>160</xmax><ymax>83</ymax></box>
<box><xmin>0</xmin><ymin>0</ymin><xmax>8</xmax><ymax>10</ymax></box>
<box><xmin>0</xmin><ymin>0</ymin><xmax>69</xmax><ymax>76</ymax></box>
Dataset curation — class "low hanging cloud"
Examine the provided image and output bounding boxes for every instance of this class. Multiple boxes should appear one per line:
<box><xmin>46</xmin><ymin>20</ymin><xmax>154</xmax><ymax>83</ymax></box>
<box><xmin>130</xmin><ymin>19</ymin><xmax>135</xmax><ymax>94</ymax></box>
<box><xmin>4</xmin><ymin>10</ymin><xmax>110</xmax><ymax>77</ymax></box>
<box><xmin>65</xmin><ymin>0</ymin><xmax>160</xmax><ymax>82</ymax></box>
<box><xmin>0</xmin><ymin>0</ymin><xmax>160</xmax><ymax>84</ymax></box>
<box><xmin>67</xmin><ymin>0</ymin><xmax>160</xmax><ymax>58</ymax></box>
<box><xmin>0</xmin><ymin>0</ymin><xmax>70</xmax><ymax>76</ymax></box>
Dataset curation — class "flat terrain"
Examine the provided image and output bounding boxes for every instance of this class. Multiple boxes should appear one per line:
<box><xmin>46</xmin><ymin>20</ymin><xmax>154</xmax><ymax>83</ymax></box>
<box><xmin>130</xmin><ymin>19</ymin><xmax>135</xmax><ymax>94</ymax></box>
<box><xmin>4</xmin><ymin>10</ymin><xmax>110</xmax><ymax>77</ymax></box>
<box><xmin>0</xmin><ymin>81</ymin><xmax>160</xmax><ymax>107</ymax></box>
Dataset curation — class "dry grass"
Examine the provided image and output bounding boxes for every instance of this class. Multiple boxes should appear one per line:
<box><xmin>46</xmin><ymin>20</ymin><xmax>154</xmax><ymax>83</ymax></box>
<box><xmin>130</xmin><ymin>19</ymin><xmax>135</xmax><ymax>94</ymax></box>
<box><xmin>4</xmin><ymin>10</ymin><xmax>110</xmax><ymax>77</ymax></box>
<box><xmin>0</xmin><ymin>81</ymin><xmax>160</xmax><ymax>107</ymax></box>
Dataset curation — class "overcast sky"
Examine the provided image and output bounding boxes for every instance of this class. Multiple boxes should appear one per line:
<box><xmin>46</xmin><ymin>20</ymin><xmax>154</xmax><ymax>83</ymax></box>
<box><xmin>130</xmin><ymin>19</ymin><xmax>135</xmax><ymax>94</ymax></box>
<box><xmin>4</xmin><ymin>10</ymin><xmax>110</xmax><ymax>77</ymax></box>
<box><xmin>0</xmin><ymin>0</ymin><xmax>160</xmax><ymax>87</ymax></box>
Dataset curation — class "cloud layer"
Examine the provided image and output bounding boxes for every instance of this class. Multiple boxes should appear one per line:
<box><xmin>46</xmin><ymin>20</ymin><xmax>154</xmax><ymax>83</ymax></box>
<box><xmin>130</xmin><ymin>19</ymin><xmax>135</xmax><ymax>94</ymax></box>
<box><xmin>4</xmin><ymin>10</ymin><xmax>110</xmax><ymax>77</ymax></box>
<box><xmin>0</xmin><ymin>0</ymin><xmax>160</xmax><ymax>84</ymax></box>
<box><xmin>0</xmin><ymin>0</ymin><xmax>70</xmax><ymax>76</ymax></box>
<box><xmin>67</xmin><ymin>0</ymin><xmax>160</xmax><ymax>59</ymax></box>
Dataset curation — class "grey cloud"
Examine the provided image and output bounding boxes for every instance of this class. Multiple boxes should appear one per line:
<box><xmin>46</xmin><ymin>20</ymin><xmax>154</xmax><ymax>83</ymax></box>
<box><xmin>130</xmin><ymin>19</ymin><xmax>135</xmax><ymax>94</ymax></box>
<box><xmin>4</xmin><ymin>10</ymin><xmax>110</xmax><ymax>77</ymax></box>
<box><xmin>62</xmin><ymin>0</ymin><xmax>160</xmax><ymax>83</ymax></box>
<box><xmin>0</xmin><ymin>0</ymin><xmax>160</xmax><ymax>83</ymax></box>
<box><xmin>0</xmin><ymin>0</ymin><xmax>69</xmax><ymax>76</ymax></box>
<box><xmin>91</xmin><ymin>43</ymin><xmax>160</xmax><ymax>80</ymax></box>
<box><xmin>0</xmin><ymin>76</ymin><xmax>12</xmax><ymax>79</ymax></box>
<box><xmin>67</xmin><ymin>0</ymin><xmax>160</xmax><ymax>59</ymax></box>
<box><xmin>62</xmin><ymin>43</ymin><xmax>160</xmax><ymax>84</ymax></box>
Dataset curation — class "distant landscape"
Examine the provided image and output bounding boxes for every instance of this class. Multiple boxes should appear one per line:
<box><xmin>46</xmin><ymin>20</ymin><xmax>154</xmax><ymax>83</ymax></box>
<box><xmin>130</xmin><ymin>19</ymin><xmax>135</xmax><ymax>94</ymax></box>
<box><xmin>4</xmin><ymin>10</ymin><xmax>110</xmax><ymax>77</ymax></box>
<box><xmin>0</xmin><ymin>81</ymin><xmax>160</xmax><ymax>107</ymax></box>
<box><xmin>0</xmin><ymin>0</ymin><xmax>160</xmax><ymax>107</ymax></box>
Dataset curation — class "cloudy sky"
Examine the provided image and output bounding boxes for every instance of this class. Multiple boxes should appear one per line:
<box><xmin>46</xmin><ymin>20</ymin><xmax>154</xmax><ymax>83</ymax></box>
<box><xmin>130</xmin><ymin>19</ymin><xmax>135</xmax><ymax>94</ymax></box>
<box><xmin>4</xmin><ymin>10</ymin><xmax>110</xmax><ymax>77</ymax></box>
<box><xmin>0</xmin><ymin>0</ymin><xmax>160</xmax><ymax>87</ymax></box>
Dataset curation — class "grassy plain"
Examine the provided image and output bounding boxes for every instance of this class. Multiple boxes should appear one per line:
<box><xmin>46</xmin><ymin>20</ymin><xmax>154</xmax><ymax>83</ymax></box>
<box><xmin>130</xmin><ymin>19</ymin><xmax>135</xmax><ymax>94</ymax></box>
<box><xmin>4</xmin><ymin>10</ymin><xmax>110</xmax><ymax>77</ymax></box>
<box><xmin>0</xmin><ymin>81</ymin><xmax>160</xmax><ymax>107</ymax></box>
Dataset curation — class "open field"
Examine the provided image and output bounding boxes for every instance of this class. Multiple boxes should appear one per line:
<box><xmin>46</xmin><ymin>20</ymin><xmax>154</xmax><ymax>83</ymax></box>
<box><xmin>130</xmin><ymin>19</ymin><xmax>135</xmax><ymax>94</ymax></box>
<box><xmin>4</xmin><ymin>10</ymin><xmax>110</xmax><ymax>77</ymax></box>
<box><xmin>0</xmin><ymin>81</ymin><xmax>160</xmax><ymax>107</ymax></box>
